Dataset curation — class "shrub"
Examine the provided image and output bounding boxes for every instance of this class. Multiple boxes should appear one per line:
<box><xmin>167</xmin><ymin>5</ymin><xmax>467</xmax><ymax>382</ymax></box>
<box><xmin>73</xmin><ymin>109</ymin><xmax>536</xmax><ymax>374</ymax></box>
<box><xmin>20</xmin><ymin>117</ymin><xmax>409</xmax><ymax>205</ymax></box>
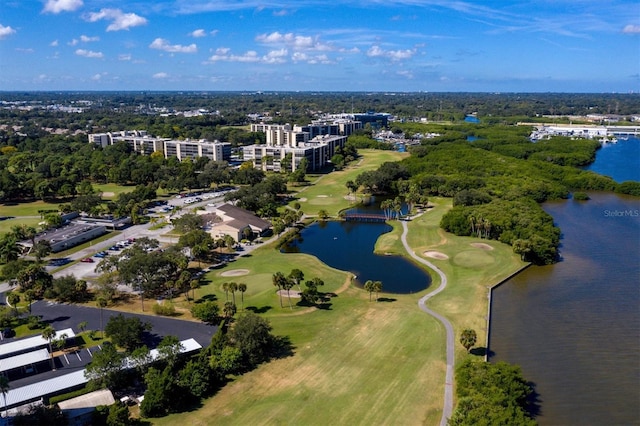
<box><xmin>152</xmin><ymin>301</ymin><xmax>176</xmax><ymax>316</ymax></box>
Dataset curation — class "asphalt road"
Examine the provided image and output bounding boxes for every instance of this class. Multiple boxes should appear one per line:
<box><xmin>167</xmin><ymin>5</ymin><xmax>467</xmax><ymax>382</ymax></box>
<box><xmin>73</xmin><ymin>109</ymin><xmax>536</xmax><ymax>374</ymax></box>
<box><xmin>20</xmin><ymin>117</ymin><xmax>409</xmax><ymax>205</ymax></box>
<box><xmin>400</xmin><ymin>217</ymin><xmax>454</xmax><ymax>426</ymax></box>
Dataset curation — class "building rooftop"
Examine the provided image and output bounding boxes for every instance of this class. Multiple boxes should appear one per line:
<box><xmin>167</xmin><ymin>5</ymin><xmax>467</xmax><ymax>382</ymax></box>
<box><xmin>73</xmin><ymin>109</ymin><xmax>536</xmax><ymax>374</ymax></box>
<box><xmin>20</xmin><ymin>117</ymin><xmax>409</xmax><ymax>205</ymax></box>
<box><xmin>0</xmin><ymin>328</ymin><xmax>75</xmax><ymax>359</ymax></box>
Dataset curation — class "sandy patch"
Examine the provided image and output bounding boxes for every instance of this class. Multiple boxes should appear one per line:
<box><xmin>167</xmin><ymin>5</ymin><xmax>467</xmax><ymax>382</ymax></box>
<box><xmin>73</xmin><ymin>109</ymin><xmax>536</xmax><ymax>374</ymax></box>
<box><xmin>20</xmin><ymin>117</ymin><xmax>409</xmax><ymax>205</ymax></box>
<box><xmin>316</xmin><ymin>195</ymin><xmax>328</xmax><ymax>198</ymax></box>
<box><xmin>220</xmin><ymin>269</ymin><xmax>250</xmax><ymax>277</ymax></box>
<box><xmin>423</xmin><ymin>251</ymin><xmax>449</xmax><ymax>260</ymax></box>
<box><xmin>102</xmin><ymin>191</ymin><xmax>115</xmax><ymax>197</ymax></box>
<box><xmin>470</xmin><ymin>242</ymin><xmax>494</xmax><ymax>251</ymax></box>
<box><xmin>276</xmin><ymin>289</ymin><xmax>302</xmax><ymax>298</ymax></box>
<box><xmin>299</xmin><ymin>198</ymin><xmax>307</xmax><ymax>202</ymax></box>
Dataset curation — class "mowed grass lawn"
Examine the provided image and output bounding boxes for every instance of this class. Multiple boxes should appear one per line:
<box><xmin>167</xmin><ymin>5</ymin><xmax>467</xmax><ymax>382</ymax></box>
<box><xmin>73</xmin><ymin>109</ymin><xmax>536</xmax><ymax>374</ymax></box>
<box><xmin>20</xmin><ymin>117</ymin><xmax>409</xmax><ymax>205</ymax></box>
<box><xmin>292</xmin><ymin>149</ymin><xmax>408</xmax><ymax>217</ymax></box>
<box><xmin>155</xmin><ymin>261</ymin><xmax>446</xmax><ymax>426</ymax></box>
<box><xmin>150</xmin><ymin>197</ymin><xmax>525</xmax><ymax>426</ymax></box>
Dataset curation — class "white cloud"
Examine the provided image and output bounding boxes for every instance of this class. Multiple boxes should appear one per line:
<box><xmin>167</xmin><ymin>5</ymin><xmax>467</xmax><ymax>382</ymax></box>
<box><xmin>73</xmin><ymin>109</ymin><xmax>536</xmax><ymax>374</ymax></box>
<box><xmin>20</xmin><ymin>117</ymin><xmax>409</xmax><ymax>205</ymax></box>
<box><xmin>50</xmin><ymin>39</ymin><xmax>59</xmax><ymax>46</ymax></box>
<box><xmin>91</xmin><ymin>72</ymin><xmax>107</xmax><ymax>81</ymax></box>
<box><xmin>292</xmin><ymin>52</ymin><xmax>333</xmax><ymax>64</ymax></box>
<box><xmin>80</xmin><ymin>35</ymin><xmax>99</xmax><ymax>42</ymax></box>
<box><xmin>85</xmin><ymin>8</ymin><xmax>147</xmax><ymax>31</ymax></box>
<box><xmin>15</xmin><ymin>48</ymin><xmax>35</xmax><ymax>53</ymax></box>
<box><xmin>68</xmin><ymin>39</ymin><xmax>78</xmax><ymax>46</ymax></box>
<box><xmin>118</xmin><ymin>54</ymin><xmax>132</xmax><ymax>61</ymax></box>
<box><xmin>43</xmin><ymin>0</ymin><xmax>83</xmax><ymax>14</ymax></box>
<box><xmin>623</xmin><ymin>24</ymin><xmax>640</xmax><ymax>34</ymax></box>
<box><xmin>208</xmin><ymin>48</ymin><xmax>277</xmax><ymax>63</ymax></box>
<box><xmin>366</xmin><ymin>45</ymin><xmax>416</xmax><ymax>61</ymax></box>
<box><xmin>256</xmin><ymin>31</ymin><xmax>332</xmax><ymax>51</ymax></box>
<box><xmin>263</xmin><ymin>48</ymin><xmax>288</xmax><ymax>64</ymax></box>
<box><xmin>189</xmin><ymin>29</ymin><xmax>206</xmax><ymax>38</ymax></box>
<box><xmin>75</xmin><ymin>48</ymin><xmax>103</xmax><ymax>58</ymax></box>
<box><xmin>397</xmin><ymin>70</ymin><xmax>414</xmax><ymax>79</ymax></box>
<box><xmin>150</xmin><ymin>38</ymin><xmax>197</xmax><ymax>53</ymax></box>
<box><xmin>210</xmin><ymin>30</ymin><xmax>219</xmax><ymax>36</ymax></box>
<box><xmin>153</xmin><ymin>72</ymin><xmax>168</xmax><ymax>79</ymax></box>
<box><xmin>0</xmin><ymin>24</ymin><xmax>16</xmax><ymax>40</ymax></box>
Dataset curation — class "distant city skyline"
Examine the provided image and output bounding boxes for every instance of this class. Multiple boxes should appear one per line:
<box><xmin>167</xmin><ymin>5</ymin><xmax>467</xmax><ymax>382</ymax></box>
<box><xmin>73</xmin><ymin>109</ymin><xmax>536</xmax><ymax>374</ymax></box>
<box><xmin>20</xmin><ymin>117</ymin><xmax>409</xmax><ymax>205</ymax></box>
<box><xmin>0</xmin><ymin>0</ymin><xmax>638</xmax><ymax>93</ymax></box>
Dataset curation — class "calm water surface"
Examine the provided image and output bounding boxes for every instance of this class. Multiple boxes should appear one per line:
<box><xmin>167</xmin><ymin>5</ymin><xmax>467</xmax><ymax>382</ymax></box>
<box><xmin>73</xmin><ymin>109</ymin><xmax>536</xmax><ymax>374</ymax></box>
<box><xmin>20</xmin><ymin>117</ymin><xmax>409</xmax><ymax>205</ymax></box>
<box><xmin>584</xmin><ymin>137</ymin><xmax>640</xmax><ymax>182</ymax></box>
<box><xmin>490</xmin><ymin>193</ymin><xmax>640</xmax><ymax>425</ymax></box>
<box><xmin>282</xmin><ymin>220</ymin><xmax>430</xmax><ymax>293</ymax></box>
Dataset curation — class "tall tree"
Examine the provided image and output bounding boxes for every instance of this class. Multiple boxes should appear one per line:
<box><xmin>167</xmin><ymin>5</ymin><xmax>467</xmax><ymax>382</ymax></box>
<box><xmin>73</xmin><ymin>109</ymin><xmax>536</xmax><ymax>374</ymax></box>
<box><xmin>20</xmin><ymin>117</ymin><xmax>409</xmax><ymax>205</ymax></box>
<box><xmin>373</xmin><ymin>280</ymin><xmax>383</xmax><ymax>301</ymax></box>
<box><xmin>229</xmin><ymin>282</ymin><xmax>238</xmax><ymax>306</ymax></box>
<box><xmin>281</xmin><ymin>278</ymin><xmax>294</xmax><ymax>310</ymax></box>
<box><xmin>272</xmin><ymin>272</ymin><xmax>286</xmax><ymax>308</ymax></box>
<box><xmin>364</xmin><ymin>280</ymin><xmax>375</xmax><ymax>302</ymax></box>
<box><xmin>96</xmin><ymin>297</ymin><xmax>107</xmax><ymax>339</ymax></box>
<box><xmin>288</xmin><ymin>269</ymin><xmax>304</xmax><ymax>292</ymax></box>
<box><xmin>42</xmin><ymin>326</ymin><xmax>57</xmax><ymax>370</ymax></box>
<box><xmin>237</xmin><ymin>283</ymin><xmax>247</xmax><ymax>311</ymax></box>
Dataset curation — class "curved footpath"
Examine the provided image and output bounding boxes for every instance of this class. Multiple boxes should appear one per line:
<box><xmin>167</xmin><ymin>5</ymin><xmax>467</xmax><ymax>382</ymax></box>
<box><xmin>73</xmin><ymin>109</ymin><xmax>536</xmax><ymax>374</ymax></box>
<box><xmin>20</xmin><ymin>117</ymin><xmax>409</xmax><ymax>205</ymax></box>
<box><xmin>400</xmin><ymin>219</ymin><xmax>454</xmax><ymax>426</ymax></box>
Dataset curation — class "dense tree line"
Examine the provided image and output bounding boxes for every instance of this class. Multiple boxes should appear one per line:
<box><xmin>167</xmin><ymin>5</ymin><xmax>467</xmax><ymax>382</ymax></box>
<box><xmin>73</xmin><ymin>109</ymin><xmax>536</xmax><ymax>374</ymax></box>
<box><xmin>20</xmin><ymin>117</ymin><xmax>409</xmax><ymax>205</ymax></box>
<box><xmin>450</xmin><ymin>359</ymin><xmax>537</xmax><ymax>425</ymax></box>
<box><xmin>350</xmin><ymin>122</ymin><xmax>639</xmax><ymax>264</ymax></box>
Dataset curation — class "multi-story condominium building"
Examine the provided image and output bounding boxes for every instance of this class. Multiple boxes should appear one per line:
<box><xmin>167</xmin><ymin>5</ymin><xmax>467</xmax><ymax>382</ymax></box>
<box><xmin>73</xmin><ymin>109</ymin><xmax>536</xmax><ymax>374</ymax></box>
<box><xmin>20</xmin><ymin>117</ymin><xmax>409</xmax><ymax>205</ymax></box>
<box><xmin>88</xmin><ymin>130</ymin><xmax>231</xmax><ymax>162</ymax></box>
<box><xmin>245</xmin><ymin>119</ymin><xmax>361</xmax><ymax>172</ymax></box>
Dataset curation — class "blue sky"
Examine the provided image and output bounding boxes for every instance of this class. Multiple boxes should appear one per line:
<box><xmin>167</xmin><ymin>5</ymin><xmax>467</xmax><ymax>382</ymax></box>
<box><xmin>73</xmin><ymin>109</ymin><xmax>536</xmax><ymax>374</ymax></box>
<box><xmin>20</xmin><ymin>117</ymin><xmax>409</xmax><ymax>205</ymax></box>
<box><xmin>0</xmin><ymin>0</ymin><xmax>639</xmax><ymax>92</ymax></box>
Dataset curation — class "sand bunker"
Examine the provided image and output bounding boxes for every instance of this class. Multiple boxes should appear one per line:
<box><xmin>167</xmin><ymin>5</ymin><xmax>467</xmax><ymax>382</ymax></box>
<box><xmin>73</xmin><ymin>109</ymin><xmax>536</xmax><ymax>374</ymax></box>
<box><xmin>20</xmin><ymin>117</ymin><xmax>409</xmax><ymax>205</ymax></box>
<box><xmin>423</xmin><ymin>251</ymin><xmax>449</xmax><ymax>260</ymax></box>
<box><xmin>470</xmin><ymin>243</ymin><xmax>494</xmax><ymax>251</ymax></box>
<box><xmin>299</xmin><ymin>198</ymin><xmax>307</xmax><ymax>202</ymax></box>
<box><xmin>220</xmin><ymin>269</ymin><xmax>250</xmax><ymax>277</ymax></box>
<box><xmin>277</xmin><ymin>289</ymin><xmax>302</xmax><ymax>298</ymax></box>
<box><xmin>316</xmin><ymin>195</ymin><xmax>328</xmax><ymax>198</ymax></box>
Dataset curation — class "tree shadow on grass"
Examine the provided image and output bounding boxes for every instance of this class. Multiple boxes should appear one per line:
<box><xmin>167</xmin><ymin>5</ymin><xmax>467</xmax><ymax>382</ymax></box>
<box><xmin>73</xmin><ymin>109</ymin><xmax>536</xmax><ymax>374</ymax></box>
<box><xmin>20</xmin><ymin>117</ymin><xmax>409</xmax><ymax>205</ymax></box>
<box><xmin>246</xmin><ymin>306</ymin><xmax>272</xmax><ymax>314</ymax></box>
<box><xmin>197</xmin><ymin>294</ymin><xmax>218</xmax><ymax>303</ymax></box>
<box><xmin>376</xmin><ymin>297</ymin><xmax>396</xmax><ymax>302</ymax></box>
<box><xmin>271</xmin><ymin>335</ymin><xmax>294</xmax><ymax>360</ymax></box>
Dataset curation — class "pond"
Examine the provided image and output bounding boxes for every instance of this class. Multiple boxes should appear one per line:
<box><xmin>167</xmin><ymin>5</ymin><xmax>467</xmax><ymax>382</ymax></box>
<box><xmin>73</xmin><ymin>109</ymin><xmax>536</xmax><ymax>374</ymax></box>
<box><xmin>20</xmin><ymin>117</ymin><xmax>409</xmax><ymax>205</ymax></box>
<box><xmin>281</xmin><ymin>220</ymin><xmax>431</xmax><ymax>294</ymax></box>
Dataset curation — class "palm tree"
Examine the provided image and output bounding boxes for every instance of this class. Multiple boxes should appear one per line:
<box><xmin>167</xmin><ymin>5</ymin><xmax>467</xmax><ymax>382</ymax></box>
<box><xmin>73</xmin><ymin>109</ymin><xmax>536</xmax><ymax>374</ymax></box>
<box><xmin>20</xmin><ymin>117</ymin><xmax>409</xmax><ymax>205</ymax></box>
<box><xmin>190</xmin><ymin>280</ymin><xmax>199</xmax><ymax>301</ymax></box>
<box><xmin>222</xmin><ymin>282</ymin><xmax>230</xmax><ymax>302</ymax></box>
<box><xmin>460</xmin><ymin>329</ymin><xmax>477</xmax><ymax>352</ymax></box>
<box><xmin>238</xmin><ymin>283</ymin><xmax>247</xmax><ymax>311</ymax></box>
<box><xmin>373</xmin><ymin>281</ymin><xmax>383</xmax><ymax>302</ymax></box>
<box><xmin>24</xmin><ymin>290</ymin><xmax>35</xmax><ymax>315</ymax></box>
<box><xmin>380</xmin><ymin>199</ymin><xmax>393</xmax><ymax>221</ymax></box>
<box><xmin>364</xmin><ymin>280</ymin><xmax>375</xmax><ymax>302</ymax></box>
<box><xmin>42</xmin><ymin>326</ymin><xmax>57</xmax><ymax>370</ymax></box>
<box><xmin>223</xmin><ymin>301</ymin><xmax>236</xmax><ymax>319</ymax></box>
<box><xmin>6</xmin><ymin>292</ymin><xmax>19</xmax><ymax>315</ymax></box>
<box><xmin>0</xmin><ymin>375</ymin><xmax>9</xmax><ymax>420</ymax></box>
<box><xmin>282</xmin><ymin>278</ymin><xmax>294</xmax><ymax>310</ymax></box>
<box><xmin>288</xmin><ymin>269</ymin><xmax>304</xmax><ymax>292</ymax></box>
<box><xmin>96</xmin><ymin>297</ymin><xmax>107</xmax><ymax>339</ymax></box>
<box><xmin>392</xmin><ymin>197</ymin><xmax>403</xmax><ymax>220</ymax></box>
<box><xmin>229</xmin><ymin>282</ymin><xmax>238</xmax><ymax>306</ymax></box>
<box><xmin>468</xmin><ymin>215</ymin><xmax>476</xmax><ymax>236</ymax></box>
<box><xmin>272</xmin><ymin>272</ymin><xmax>285</xmax><ymax>308</ymax></box>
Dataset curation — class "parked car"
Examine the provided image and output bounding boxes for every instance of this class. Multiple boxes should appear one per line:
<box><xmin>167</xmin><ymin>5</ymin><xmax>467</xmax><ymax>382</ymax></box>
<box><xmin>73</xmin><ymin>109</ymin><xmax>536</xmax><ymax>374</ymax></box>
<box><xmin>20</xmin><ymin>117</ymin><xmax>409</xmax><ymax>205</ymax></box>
<box><xmin>80</xmin><ymin>258</ymin><xmax>94</xmax><ymax>263</ymax></box>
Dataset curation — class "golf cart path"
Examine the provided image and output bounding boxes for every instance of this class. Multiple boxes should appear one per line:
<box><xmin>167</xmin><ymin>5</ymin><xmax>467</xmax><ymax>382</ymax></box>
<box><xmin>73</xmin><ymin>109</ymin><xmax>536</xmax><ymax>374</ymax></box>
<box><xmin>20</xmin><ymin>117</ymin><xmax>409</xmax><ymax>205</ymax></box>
<box><xmin>400</xmin><ymin>217</ymin><xmax>454</xmax><ymax>426</ymax></box>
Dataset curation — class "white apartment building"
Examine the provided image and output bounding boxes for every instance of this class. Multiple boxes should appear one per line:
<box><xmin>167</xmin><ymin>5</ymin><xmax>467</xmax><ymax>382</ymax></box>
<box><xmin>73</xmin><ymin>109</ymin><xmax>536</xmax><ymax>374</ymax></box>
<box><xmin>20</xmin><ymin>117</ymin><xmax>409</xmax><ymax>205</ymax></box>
<box><xmin>88</xmin><ymin>130</ymin><xmax>231</xmax><ymax>162</ymax></box>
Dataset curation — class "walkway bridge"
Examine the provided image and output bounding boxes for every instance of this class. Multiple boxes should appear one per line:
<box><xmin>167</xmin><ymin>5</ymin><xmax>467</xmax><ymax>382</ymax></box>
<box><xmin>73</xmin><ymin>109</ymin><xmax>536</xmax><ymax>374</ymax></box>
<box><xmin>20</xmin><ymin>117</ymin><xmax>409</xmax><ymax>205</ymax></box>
<box><xmin>343</xmin><ymin>213</ymin><xmax>388</xmax><ymax>223</ymax></box>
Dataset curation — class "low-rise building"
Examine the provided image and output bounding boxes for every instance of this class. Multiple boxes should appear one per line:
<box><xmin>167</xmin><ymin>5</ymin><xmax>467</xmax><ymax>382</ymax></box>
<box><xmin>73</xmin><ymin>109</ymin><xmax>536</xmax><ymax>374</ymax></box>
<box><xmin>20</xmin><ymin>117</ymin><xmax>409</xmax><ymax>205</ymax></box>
<box><xmin>205</xmin><ymin>203</ymin><xmax>271</xmax><ymax>242</ymax></box>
